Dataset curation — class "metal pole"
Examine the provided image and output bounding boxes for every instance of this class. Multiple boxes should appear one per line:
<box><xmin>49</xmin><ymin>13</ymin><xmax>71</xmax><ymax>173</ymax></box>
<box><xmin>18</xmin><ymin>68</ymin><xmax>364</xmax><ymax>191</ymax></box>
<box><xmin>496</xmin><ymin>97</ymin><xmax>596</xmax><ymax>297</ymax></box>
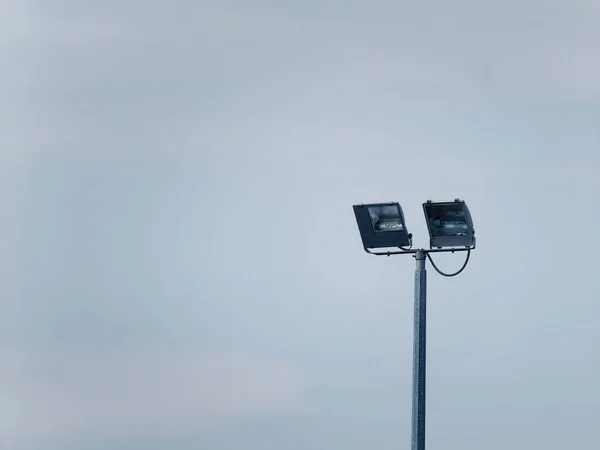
<box><xmin>411</xmin><ymin>250</ymin><xmax>427</xmax><ymax>450</ymax></box>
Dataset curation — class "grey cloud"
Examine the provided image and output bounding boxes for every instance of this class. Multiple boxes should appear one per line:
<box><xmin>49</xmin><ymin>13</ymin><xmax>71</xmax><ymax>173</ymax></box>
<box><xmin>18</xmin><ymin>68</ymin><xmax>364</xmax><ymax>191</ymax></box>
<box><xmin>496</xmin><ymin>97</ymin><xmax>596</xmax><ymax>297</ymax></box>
<box><xmin>1</xmin><ymin>347</ymin><xmax>311</xmax><ymax>446</ymax></box>
<box><xmin>2</xmin><ymin>1</ymin><xmax>600</xmax><ymax>449</ymax></box>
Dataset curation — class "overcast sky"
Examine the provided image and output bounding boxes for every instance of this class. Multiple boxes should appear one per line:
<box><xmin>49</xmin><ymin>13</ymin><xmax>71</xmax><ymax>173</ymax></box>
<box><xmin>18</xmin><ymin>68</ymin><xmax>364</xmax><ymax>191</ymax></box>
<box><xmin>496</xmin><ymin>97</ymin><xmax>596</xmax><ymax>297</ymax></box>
<box><xmin>1</xmin><ymin>1</ymin><xmax>600</xmax><ymax>449</ymax></box>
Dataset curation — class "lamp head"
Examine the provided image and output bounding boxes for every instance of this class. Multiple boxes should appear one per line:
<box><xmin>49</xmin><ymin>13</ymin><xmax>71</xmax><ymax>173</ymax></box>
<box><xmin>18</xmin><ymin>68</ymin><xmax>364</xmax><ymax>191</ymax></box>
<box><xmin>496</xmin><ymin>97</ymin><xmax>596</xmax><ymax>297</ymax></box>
<box><xmin>353</xmin><ymin>202</ymin><xmax>411</xmax><ymax>250</ymax></box>
<box><xmin>422</xmin><ymin>199</ymin><xmax>475</xmax><ymax>249</ymax></box>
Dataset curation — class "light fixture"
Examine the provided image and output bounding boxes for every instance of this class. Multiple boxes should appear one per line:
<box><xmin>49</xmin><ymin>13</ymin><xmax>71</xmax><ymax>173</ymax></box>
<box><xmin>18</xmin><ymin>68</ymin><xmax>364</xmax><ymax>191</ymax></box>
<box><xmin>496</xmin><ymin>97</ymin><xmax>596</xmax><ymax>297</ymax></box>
<box><xmin>422</xmin><ymin>199</ymin><xmax>475</xmax><ymax>249</ymax></box>
<box><xmin>353</xmin><ymin>202</ymin><xmax>411</xmax><ymax>250</ymax></box>
<box><xmin>352</xmin><ymin>197</ymin><xmax>477</xmax><ymax>450</ymax></box>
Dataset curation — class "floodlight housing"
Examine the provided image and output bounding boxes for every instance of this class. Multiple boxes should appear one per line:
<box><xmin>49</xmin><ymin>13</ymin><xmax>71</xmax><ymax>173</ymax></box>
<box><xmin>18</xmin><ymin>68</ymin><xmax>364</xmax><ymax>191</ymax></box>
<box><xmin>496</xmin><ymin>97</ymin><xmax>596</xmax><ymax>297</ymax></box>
<box><xmin>422</xmin><ymin>199</ymin><xmax>475</xmax><ymax>249</ymax></box>
<box><xmin>353</xmin><ymin>202</ymin><xmax>411</xmax><ymax>250</ymax></box>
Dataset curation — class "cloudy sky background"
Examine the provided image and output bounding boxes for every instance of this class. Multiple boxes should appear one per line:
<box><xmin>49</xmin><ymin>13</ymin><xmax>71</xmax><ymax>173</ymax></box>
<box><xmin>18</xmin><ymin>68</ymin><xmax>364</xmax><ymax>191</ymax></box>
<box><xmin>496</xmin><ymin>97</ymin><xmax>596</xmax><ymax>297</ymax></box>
<box><xmin>1</xmin><ymin>1</ymin><xmax>600</xmax><ymax>449</ymax></box>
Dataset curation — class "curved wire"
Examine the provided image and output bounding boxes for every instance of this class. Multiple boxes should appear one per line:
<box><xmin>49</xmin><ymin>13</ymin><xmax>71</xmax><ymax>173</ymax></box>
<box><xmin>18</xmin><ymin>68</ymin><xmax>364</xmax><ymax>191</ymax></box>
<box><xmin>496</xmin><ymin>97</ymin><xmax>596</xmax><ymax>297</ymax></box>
<box><xmin>425</xmin><ymin>248</ymin><xmax>471</xmax><ymax>277</ymax></box>
<box><xmin>398</xmin><ymin>237</ymin><xmax>413</xmax><ymax>252</ymax></box>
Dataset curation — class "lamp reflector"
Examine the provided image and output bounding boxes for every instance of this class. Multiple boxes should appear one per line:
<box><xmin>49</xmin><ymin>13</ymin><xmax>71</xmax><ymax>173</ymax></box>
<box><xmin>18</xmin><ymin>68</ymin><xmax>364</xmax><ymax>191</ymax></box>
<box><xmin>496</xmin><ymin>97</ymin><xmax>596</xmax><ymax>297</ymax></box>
<box><xmin>368</xmin><ymin>205</ymin><xmax>404</xmax><ymax>233</ymax></box>
<box><xmin>424</xmin><ymin>203</ymin><xmax>469</xmax><ymax>236</ymax></box>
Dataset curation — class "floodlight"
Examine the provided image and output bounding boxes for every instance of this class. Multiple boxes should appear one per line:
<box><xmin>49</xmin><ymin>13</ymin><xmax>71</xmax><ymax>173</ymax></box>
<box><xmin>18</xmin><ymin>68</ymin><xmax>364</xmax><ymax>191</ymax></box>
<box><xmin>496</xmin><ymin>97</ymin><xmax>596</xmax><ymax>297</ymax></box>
<box><xmin>353</xmin><ymin>202</ymin><xmax>411</xmax><ymax>250</ymax></box>
<box><xmin>422</xmin><ymin>199</ymin><xmax>475</xmax><ymax>249</ymax></box>
<box><xmin>352</xmin><ymin>198</ymin><xmax>477</xmax><ymax>450</ymax></box>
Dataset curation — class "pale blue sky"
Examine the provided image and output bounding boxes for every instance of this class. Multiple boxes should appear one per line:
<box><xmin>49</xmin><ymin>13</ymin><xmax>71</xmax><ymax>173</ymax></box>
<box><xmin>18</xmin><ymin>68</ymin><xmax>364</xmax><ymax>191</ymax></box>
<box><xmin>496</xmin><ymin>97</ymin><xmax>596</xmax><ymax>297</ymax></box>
<box><xmin>1</xmin><ymin>1</ymin><xmax>600</xmax><ymax>449</ymax></box>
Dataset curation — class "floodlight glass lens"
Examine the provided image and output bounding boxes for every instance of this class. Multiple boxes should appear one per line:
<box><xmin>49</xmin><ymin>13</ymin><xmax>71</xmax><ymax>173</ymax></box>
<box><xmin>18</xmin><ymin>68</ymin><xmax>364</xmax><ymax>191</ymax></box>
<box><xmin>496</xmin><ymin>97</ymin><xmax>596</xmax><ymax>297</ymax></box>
<box><xmin>368</xmin><ymin>205</ymin><xmax>404</xmax><ymax>232</ymax></box>
<box><xmin>425</xmin><ymin>204</ymin><xmax>468</xmax><ymax>236</ymax></box>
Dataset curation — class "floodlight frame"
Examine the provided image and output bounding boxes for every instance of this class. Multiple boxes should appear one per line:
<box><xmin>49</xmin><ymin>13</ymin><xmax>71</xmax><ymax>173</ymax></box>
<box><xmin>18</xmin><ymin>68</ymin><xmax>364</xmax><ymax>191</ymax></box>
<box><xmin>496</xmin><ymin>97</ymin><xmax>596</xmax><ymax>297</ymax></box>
<box><xmin>422</xmin><ymin>199</ymin><xmax>476</xmax><ymax>250</ymax></box>
<box><xmin>364</xmin><ymin>245</ymin><xmax>473</xmax><ymax>256</ymax></box>
<box><xmin>353</xmin><ymin>202</ymin><xmax>412</xmax><ymax>250</ymax></box>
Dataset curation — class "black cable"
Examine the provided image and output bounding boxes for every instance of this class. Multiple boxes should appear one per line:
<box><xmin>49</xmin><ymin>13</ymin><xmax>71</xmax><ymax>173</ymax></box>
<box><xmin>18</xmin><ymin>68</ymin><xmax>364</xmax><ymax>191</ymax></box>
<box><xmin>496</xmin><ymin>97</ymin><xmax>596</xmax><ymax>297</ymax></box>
<box><xmin>399</xmin><ymin>237</ymin><xmax>413</xmax><ymax>252</ymax></box>
<box><xmin>425</xmin><ymin>248</ymin><xmax>471</xmax><ymax>277</ymax></box>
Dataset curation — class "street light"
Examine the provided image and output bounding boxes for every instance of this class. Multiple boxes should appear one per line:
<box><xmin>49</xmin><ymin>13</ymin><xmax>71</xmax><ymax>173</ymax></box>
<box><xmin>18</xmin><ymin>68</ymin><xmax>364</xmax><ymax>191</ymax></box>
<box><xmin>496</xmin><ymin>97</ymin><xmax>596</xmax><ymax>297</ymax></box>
<box><xmin>352</xmin><ymin>199</ymin><xmax>476</xmax><ymax>450</ymax></box>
